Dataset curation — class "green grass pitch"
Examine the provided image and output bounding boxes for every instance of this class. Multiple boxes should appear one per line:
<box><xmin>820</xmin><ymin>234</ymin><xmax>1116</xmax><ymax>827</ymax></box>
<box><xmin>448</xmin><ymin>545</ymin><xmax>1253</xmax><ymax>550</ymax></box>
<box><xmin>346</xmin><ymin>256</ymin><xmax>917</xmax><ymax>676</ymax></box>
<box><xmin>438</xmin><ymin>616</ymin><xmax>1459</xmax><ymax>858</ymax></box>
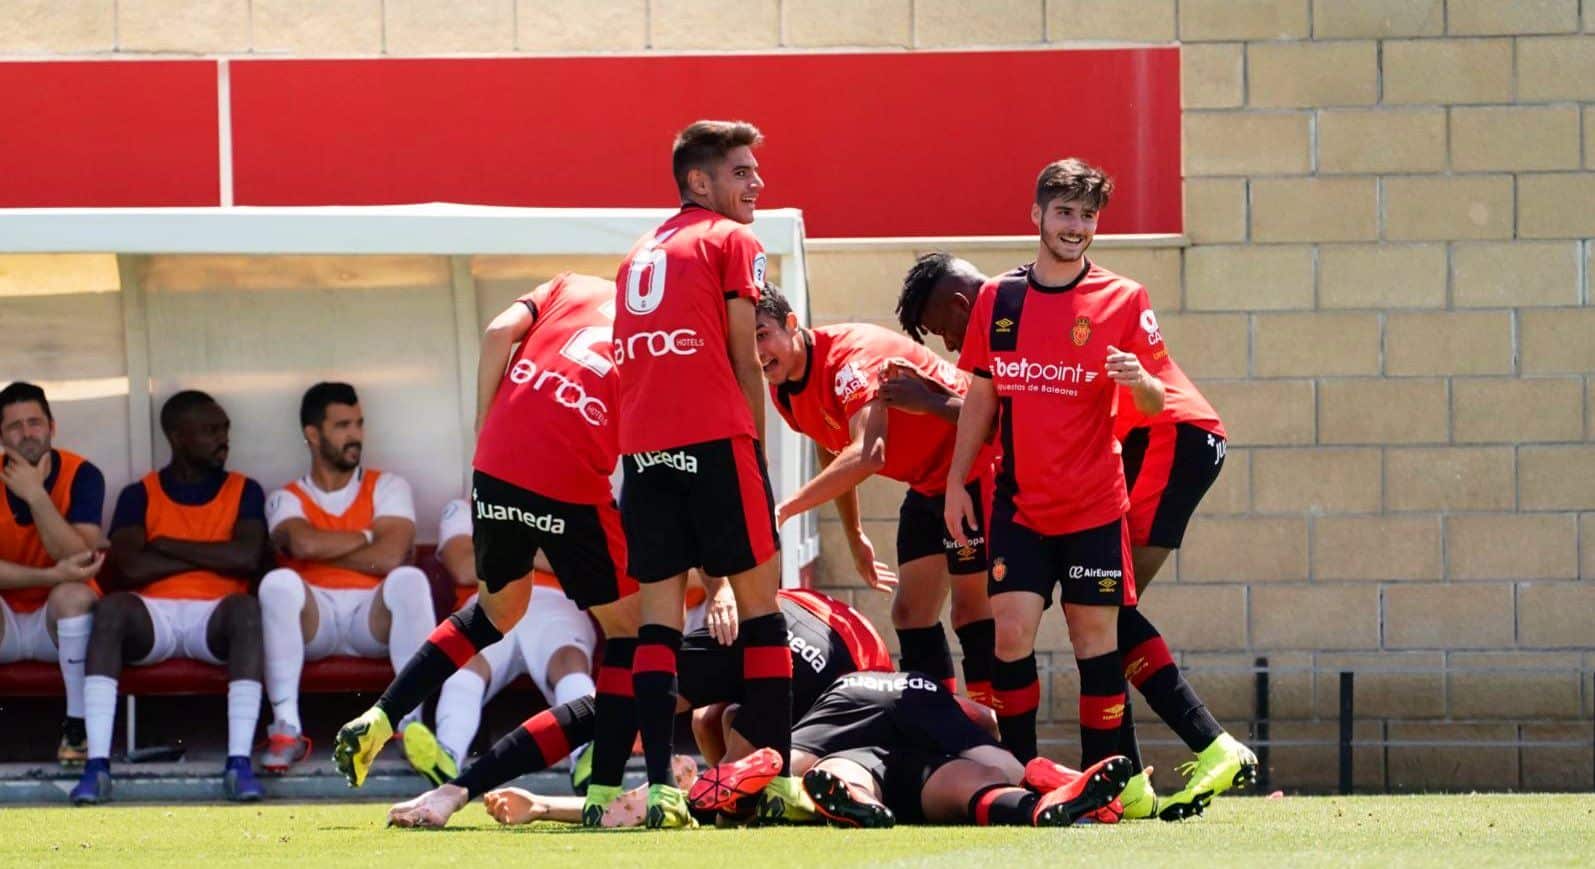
<box><xmin>3</xmin><ymin>795</ymin><xmax>1593</xmax><ymax>867</ymax></box>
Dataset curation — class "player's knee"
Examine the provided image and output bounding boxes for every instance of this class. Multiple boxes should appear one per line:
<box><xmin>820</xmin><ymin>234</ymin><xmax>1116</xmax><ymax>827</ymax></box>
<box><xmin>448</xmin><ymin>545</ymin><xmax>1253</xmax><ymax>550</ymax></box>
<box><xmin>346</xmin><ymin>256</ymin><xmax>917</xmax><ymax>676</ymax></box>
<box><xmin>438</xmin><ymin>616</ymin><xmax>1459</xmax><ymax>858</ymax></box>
<box><xmin>93</xmin><ymin>592</ymin><xmax>141</xmax><ymax>636</ymax></box>
<box><xmin>547</xmin><ymin>645</ymin><xmax>590</xmax><ymax>682</ymax></box>
<box><xmin>479</xmin><ymin>588</ymin><xmax>528</xmax><ymax>632</ymax></box>
<box><xmin>992</xmin><ymin>614</ymin><xmax>1037</xmax><ymax>658</ymax></box>
<box><xmin>257</xmin><ymin>568</ymin><xmax>306</xmax><ymax>613</ymax></box>
<box><xmin>889</xmin><ymin>591</ymin><xmax>936</xmax><ymax>628</ymax></box>
<box><xmin>381</xmin><ymin>566</ymin><xmax>431</xmax><ymax>611</ymax></box>
<box><xmin>46</xmin><ymin>580</ymin><xmax>97</xmax><ymax>617</ymax></box>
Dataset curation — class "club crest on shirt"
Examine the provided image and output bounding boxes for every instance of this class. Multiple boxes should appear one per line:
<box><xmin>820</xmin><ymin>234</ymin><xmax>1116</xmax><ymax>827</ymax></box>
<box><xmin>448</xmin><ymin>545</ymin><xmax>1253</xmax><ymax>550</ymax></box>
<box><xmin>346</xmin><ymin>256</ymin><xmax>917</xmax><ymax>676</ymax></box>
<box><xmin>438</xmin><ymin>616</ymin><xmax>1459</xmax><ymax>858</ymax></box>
<box><xmin>834</xmin><ymin>362</ymin><xmax>868</xmax><ymax>403</ymax></box>
<box><xmin>752</xmin><ymin>252</ymin><xmax>768</xmax><ymax>290</ymax></box>
<box><xmin>1071</xmin><ymin>316</ymin><xmax>1092</xmax><ymax>347</ymax></box>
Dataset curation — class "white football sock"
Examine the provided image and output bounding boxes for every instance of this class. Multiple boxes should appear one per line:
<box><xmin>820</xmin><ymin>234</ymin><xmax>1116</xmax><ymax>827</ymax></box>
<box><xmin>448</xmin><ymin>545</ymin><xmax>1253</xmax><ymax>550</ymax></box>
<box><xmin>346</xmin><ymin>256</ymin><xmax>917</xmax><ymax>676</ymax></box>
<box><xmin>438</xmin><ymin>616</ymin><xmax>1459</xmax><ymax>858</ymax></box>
<box><xmin>54</xmin><ymin>614</ymin><xmax>92</xmax><ymax>719</ymax></box>
<box><xmin>552</xmin><ymin>671</ymin><xmax>596</xmax><ymax>762</ymax></box>
<box><xmin>227</xmin><ymin>679</ymin><xmax>263</xmax><ymax>759</ymax></box>
<box><xmin>434</xmin><ymin>668</ymin><xmax>486</xmax><ymax>762</ymax></box>
<box><xmin>381</xmin><ymin>567</ymin><xmax>435</xmax><ymax>731</ymax></box>
<box><xmin>258</xmin><ymin>570</ymin><xmax>306</xmax><ymax>731</ymax></box>
<box><xmin>84</xmin><ymin>674</ymin><xmax>117</xmax><ymax>761</ymax></box>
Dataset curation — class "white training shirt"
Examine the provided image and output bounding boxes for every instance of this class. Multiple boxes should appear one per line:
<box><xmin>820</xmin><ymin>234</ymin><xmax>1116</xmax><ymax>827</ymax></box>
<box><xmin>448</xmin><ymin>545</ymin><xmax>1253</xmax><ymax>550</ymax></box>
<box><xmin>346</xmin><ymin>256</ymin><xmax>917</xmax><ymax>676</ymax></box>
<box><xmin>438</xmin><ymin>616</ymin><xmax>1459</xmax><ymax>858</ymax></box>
<box><xmin>265</xmin><ymin>468</ymin><xmax>416</xmax><ymax>533</ymax></box>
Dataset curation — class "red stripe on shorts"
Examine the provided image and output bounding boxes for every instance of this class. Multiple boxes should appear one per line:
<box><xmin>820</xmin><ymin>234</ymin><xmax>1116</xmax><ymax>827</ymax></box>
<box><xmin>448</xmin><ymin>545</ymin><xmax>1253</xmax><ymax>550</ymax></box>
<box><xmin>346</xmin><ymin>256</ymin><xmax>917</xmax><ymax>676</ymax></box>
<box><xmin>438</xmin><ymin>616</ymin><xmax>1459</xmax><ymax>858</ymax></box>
<box><xmin>742</xmin><ymin>644</ymin><xmax>793</xmax><ymax>680</ymax></box>
<box><xmin>731</xmin><ymin>436</ymin><xmax>778</xmax><ymax>566</ymax></box>
<box><xmin>1117</xmin><ymin>517</ymin><xmax>1138</xmax><ymax>607</ymax></box>
<box><xmin>596</xmin><ymin>500</ymin><xmax>640</xmax><ymax>599</ymax></box>
<box><xmin>428</xmin><ymin>619</ymin><xmax>478</xmax><ymax>668</ymax></box>
<box><xmin>1126</xmin><ymin>424</ymin><xmax>1176</xmax><ymax>548</ymax></box>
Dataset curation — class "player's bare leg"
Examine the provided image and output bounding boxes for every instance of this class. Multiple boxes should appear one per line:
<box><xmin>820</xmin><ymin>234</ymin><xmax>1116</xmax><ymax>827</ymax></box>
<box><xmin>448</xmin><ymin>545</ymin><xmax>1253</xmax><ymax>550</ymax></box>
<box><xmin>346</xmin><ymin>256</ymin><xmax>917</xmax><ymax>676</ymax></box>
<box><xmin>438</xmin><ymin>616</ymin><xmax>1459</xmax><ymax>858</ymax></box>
<box><xmin>1130</xmin><ymin>546</ymin><xmax>1173</xmax><ymax>596</ymax></box>
<box><xmin>693</xmin><ymin>702</ymin><xmax>732</xmax><ymax>765</ymax></box>
<box><xmin>989</xmin><ymin>590</ymin><xmax>1045</xmax><ymax>761</ymax></box>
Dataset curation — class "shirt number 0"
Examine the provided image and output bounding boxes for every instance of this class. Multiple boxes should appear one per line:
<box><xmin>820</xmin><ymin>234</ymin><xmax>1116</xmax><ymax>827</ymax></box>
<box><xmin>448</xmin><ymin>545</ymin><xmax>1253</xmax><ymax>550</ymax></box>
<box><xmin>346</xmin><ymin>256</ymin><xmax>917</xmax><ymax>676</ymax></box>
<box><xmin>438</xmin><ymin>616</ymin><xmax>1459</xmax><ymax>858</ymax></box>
<box><xmin>625</xmin><ymin>231</ymin><xmax>676</xmax><ymax>315</ymax></box>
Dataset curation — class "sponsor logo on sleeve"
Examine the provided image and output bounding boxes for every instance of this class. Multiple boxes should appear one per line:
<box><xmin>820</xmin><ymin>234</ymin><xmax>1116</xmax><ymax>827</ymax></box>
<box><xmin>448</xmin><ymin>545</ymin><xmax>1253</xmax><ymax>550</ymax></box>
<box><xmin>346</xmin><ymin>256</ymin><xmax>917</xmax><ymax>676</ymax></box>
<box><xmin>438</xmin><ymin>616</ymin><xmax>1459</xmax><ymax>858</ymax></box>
<box><xmin>752</xmin><ymin>252</ymin><xmax>767</xmax><ymax>290</ymax></box>
<box><xmin>834</xmin><ymin>362</ymin><xmax>869</xmax><ymax>403</ymax></box>
<box><xmin>1140</xmin><ymin>309</ymin><xmax>1162</xmax><ymax>345</ymax></box>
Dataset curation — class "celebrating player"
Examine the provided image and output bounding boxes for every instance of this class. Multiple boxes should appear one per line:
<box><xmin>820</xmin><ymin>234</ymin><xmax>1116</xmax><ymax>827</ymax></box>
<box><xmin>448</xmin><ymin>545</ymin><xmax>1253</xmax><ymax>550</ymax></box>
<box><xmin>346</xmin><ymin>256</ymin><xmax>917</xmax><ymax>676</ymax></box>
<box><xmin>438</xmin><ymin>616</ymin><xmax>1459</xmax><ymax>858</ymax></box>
<box><xmin>899</xmin><ymin>251</ymin><xmax>1255</xmax><ymax>819</ymax></box>
<box><xmin>333</xmin><ymin>273</ymin><xmax>642</xmax><ymax>829</ymax></box>
<box><xmin>942</xmin><ymin>158</ymin><xmax>1162</xmax><ymax>786</ymax></box>
<box><xmin>751</xmin><ymin>286</ymin><xmax>997</xmax><ymax>704</ymax></box>
<box><xmin>612</xmin><ymin>119</ymin><xmax>800</xmax><ymax>827</ymax></box>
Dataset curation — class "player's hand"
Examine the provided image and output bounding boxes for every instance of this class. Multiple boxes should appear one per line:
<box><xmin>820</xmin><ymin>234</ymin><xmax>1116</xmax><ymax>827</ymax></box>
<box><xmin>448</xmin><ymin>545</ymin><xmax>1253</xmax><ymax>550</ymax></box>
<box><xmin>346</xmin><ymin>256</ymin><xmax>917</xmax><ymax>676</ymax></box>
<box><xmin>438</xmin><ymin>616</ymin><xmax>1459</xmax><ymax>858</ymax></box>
<box><xmin>1105</xmin><ymin>345</ymin><xmax>1147</xmax><ymax>387</ymax></box>
<box><xmin>878</xmin><ymin>361</ymin><xmax>951</xmax><ymax>415</ymax></box>
<box><xmin>49</xmin><ymin>550</ymin><xmax>104</xmax><ymax>584</ymax></box>
<box><xmin>705</xmin><ymin>581</ymin><xmax>739</xmax><ymax>645</ymax></box>
<box><xmin>943</xmin><ymin>484</ymin><xmax>978</xmax><ymax>548</ymax></box>
<box><xmin>845</xmin><ymin>531</ymin><xmax>898</xmax><ymax>595</ymax></box>
<box><xmin>775</xmin><ymin>499</ymin><xmax>799</xmax><ymax>528</ymax></box>
<box><xmin>1</xmin><ymin>447</ymin><xmax>50</xmax><ymax>504</ymax></box>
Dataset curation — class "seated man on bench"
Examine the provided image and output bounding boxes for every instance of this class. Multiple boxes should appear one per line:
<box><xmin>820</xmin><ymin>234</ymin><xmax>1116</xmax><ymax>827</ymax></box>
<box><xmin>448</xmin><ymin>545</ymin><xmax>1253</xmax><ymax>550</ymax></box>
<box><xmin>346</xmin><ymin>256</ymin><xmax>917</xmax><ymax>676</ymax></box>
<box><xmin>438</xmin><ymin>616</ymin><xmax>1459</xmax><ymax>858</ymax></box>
<box><xmin>258</xmin><ymin>382</ymin><xmax>432</xmax><ymax>773</ymax></box>
<box><xmin>73</xmin><ymin>390</ymin><xmax>268</xmax><ymax>805</ymax></box>
<box><xmin>0</xmin><ymin>381</ymin><xmax>105</xmax><ymax>766</ymax></box>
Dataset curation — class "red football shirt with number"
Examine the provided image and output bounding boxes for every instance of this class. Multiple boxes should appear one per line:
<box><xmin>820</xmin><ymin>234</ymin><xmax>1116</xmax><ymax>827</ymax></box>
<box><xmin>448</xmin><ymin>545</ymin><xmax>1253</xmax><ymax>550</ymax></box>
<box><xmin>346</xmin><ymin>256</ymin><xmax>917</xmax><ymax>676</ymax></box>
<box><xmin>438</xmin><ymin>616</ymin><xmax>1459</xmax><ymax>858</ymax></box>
<box><xmin>613</xmin><ymin>205</ymin><xmax>765</xmax><ymax>454</ymax></box>
<box><xmin>772</xmin><ymin>323</ymin><xmax>986</xmax><ymax>495</ymax></box>
<box><xmin>474</xmin><ymin>272</ymin><xmax>620</xmax><ymax>505</ymax></box>
<box><xmin>958</xmin><ymin>262</ymin><xmax>1169</xmax><ymax>536</ymax></box>
<box><xmin>1113</xmin><ymin>354</ymin><xmax>1226</xmax><ymax>440</ymax></box>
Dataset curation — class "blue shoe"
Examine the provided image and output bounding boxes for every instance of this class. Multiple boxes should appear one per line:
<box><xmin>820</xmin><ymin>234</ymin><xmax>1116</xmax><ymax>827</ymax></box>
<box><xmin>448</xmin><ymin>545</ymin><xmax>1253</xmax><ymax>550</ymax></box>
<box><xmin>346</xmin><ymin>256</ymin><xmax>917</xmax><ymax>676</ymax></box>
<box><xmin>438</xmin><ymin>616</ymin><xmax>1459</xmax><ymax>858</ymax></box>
<box><xmin>223</xmin><ymin>755</ymin><xmax>265</xmax><ymax>802</ymax></box>
<box><xmin>70</xmin><ymin>758</ymin><xmax>112</xmax><ymax>806</ymax></box>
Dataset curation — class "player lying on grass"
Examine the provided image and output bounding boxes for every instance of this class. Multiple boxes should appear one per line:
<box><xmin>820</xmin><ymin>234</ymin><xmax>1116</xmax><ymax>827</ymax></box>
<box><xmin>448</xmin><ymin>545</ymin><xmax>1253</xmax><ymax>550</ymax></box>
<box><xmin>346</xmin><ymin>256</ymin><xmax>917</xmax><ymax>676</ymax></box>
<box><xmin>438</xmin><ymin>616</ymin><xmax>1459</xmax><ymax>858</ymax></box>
<box><xmin>385</xmin><ymin>587</ymin><xmax>891</xmax><ymax>828</ymax></box>
<box><xmin>486</xmin><ymin>671</ymin><xmax>1131</xmax><ymax>829</ymax></box>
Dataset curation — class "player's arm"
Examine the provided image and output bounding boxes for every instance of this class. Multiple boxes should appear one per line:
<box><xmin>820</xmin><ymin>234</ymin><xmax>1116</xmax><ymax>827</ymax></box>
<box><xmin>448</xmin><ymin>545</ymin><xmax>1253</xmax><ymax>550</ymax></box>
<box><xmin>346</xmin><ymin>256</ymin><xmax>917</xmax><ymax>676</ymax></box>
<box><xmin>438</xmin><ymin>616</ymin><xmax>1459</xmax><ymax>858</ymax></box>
<box><xmin>775</xmin><ymin>398</ymin><xmax>888</xmax><ymax>526</ymax></box>
<box><xmin>0</xmin><ymin>448</ymin><xmax>97</xmax><ymax>559</ymax></box>
<box><xmin>726</xmin><ymin>296</ymin><xmax>767</xmax><ymax>444</ymax></box>
<box><xmin>476</xmin><ymin>293</ymin><xmax>539</xmax><ymax>435</ymax></box>
<box><xmin>943</xmin><ymin>375</ymin><xmax>997</xmax><ymax>546</ymax></box>
<box><xmin>0</xmin><ymin>550</ymin><xmax>103</xmax><ymax>589</ymax></box>
<box><xmin>271</xmin><ymin>517</ymin><xmax>366</xmax><ymax>562</ymax></box>
<box><xmin>814</xmin><ymin>445</ymin><xmax>898</xmax><ymax>595</ymax></box>
<box><xmin>321</xmin><ymin>516</ymin><xmax>416</xmax><ymax>577</ymax></box>
<box><xmin>438</xmin><ymin>533</ymin><xmax>477</xmax><ymax>587</ymax></box>
<box><xmin>879</xmin><ymin>361</ymin><xmax>962</xmax><ymax>425</ymax></box>
<box><xmin>106</xmin><ymin>524</ymin><xmax>199</xmax><ymax>590</ymax></box>
<box><xmin>147</xmin><ymin>518</ymin><xmax>267</xmax><ymax>577</ymax></box>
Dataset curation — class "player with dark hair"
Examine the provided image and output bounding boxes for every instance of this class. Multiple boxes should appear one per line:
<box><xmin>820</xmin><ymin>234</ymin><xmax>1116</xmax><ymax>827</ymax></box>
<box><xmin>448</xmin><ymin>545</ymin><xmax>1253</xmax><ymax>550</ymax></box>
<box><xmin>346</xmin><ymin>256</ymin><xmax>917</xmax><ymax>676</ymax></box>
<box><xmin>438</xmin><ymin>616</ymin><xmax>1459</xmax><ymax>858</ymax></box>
<box><xmin>333</xmin><ymin>273</ymin><xmax>643</xmax><ymax>828</ymax></box>
<box><xmin>612</xmin><ymin>119</ymin><xmax>802</xmax><ymax>827</ymax></box>
<box><xmin>74</xmin><ymin>391</ymin><xmax>268</xmax><ymax>804</ymax></box>
<box><xmin>257</xmin><ymin>381</ymin><xmax>434</xmax><ymax>775</ymax></box>
<box><xmin>751</xmin><ymin>284</ymin><xmax>997</xmax><ymax>709</ymax></box>
<box><xmin>942</xmin><ymin>156</ymin><xmax>1159</xmax><ymax>786</ymax></box>
<box><xmin>0</xmin><ymin>381</ymin><xmax>105</xmax><ymax>765</ymax></box>
<box><xmin>897</xmin><ymin>247</ymin><xmax>1255</xmax><ymax>819</ymax></box>
<box><xmin>385</xmin><ymin>587</ymin><xmax>890</xmax><ymax>829</ymax></box>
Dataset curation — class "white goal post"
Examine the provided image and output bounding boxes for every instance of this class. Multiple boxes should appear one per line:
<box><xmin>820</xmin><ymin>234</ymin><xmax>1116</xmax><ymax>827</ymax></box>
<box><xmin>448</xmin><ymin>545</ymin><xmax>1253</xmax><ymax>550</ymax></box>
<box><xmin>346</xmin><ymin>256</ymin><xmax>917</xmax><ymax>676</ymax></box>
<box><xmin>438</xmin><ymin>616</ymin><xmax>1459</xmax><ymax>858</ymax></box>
<box><xmin>0</xmin><ymin>204</ymin><xmax>820</xmax><ymax>588</ymax></box>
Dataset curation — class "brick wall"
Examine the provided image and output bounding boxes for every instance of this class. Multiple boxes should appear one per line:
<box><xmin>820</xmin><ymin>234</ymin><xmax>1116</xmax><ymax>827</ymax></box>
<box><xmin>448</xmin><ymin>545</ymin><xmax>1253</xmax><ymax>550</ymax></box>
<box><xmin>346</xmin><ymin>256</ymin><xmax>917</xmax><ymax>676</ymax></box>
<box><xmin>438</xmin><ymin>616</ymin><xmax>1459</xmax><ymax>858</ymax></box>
<box><xmin>3</xmin><ymin>0</ymin><xmax>1591</xmax><ymax>791</ymax></box>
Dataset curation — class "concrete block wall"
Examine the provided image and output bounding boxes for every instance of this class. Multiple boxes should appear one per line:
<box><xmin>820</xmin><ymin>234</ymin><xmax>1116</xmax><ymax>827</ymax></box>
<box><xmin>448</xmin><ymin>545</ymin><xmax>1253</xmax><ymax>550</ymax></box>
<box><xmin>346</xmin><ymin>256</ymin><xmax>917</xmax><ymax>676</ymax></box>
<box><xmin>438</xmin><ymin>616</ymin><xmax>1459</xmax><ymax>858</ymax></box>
<box><xmin>3</xmin><ymin>0</ymin><xmax>1591</xmax><ymax>790</ymax></box>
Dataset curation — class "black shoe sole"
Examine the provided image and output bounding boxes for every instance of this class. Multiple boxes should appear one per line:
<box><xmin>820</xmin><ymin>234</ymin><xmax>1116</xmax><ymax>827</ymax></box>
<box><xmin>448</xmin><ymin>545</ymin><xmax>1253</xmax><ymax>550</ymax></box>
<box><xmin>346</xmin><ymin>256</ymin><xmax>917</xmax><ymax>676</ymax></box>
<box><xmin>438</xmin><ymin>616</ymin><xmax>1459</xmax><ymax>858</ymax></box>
<box><xmin>802</xmin><ymin>768</ymin><xmax>895</xmax><ymax>829</ymax></box>
<box><xmin>1034</xmin><ymin>756</ymin><xmax>1133</xmax><ymax>827</ymax></box>
<box><xmin>1158</xmin><ymin>790</ymin><xmax>1212</xmax><ymax>822</ymax></box>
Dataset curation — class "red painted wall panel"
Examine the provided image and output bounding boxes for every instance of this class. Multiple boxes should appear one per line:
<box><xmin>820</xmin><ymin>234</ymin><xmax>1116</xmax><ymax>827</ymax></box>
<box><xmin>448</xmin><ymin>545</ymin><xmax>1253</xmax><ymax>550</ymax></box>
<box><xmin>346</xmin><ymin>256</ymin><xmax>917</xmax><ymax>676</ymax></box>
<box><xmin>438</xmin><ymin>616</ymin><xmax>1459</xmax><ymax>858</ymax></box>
<box><xmin>0</xmin><ymin>61</ymin><xmax>218</xmax><ymax>207</ymax></box>
<box><xmin>230</xmin><ymin>50</ymin><xmax>1180</xmax><ymax>237</ymax></box>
